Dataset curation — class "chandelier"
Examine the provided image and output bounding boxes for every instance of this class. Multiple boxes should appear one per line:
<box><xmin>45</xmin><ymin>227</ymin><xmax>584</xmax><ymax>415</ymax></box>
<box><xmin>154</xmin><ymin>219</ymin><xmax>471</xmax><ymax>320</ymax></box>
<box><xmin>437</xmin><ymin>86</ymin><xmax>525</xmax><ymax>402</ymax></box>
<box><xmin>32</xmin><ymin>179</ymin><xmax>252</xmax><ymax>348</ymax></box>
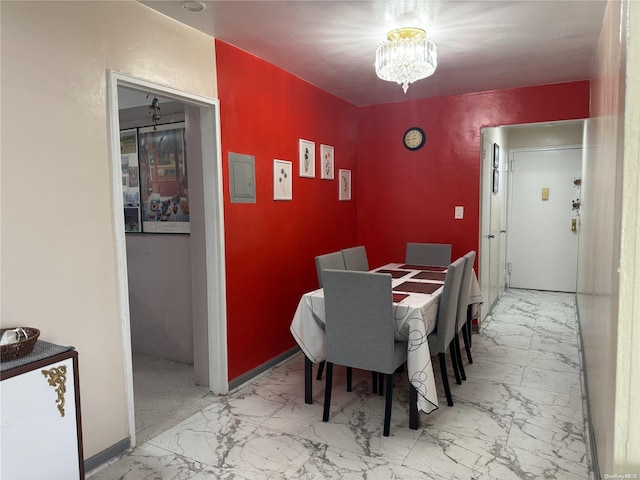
<box><xmin>375</xmin><ymin>27</ymin><xmax>437</xmax><ymax>93</ymax></box>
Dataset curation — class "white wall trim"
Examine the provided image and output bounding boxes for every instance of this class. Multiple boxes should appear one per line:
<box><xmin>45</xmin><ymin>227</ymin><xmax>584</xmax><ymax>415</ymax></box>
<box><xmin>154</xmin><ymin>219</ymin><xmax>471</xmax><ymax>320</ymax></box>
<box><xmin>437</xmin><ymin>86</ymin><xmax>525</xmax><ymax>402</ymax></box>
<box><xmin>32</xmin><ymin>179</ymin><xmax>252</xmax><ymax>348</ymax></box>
<box><xmin>106</xmin><ymin>70</ymin><xmax>228</xmax><ymax>446</ymax></box>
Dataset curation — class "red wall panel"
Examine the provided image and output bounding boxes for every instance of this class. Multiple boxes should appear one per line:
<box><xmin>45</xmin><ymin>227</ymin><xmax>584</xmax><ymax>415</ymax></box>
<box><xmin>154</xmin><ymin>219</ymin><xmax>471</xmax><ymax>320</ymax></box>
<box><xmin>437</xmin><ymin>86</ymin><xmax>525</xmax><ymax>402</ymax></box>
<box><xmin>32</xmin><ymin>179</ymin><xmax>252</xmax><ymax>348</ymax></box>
<box><xmin>215</xmin><ymin>40</ymin><xmax>359</xmax><ymax>380</ymax></box>
<box><xmin>357</xmin><ymin>82</ymin><xmax>590</xmax><ymax>268</ymax></box>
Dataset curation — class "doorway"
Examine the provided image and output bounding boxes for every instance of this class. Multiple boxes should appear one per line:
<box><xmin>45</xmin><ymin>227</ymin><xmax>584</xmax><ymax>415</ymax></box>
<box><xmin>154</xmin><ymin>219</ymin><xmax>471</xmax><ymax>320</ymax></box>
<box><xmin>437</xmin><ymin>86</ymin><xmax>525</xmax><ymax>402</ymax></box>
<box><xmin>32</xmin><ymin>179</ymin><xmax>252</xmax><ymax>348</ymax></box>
<box><xmin>479</xmin><ymin>120</ymin><xmax>585</xmax><ymax>319</ymax></box>
<box><xmin>107</xmin><ymin>71</ymin><xmax>228</xmax><ymax>447</ymax></box>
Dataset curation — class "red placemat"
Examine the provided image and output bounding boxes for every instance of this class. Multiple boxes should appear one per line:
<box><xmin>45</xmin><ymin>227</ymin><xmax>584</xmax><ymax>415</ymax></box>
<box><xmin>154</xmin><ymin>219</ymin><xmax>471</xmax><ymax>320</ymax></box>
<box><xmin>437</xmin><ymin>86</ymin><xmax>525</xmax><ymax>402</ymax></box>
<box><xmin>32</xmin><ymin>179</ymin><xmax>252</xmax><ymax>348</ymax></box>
<box><xmin>411</xmin><ymin>271</ymin><xmax>446</xmax><ymax>281</ymax></box>
<box><xmin>400</xmin><ymin>264</ymin><xmax>447</xmax><ymax>272</ymax></box>
<box><xmin>377</xmin><ymin>269</ymin><xmax>412</xmax><ymax>279</ymax></box>
<box><xmin>393</xmin><ymin>281</ymin><xmax>442</xmax><ymax>294</ymax></box>
<box><xmin>392</xmin><ymin>293</ymin><xmax>410</xmax><ymax>303</ymax></box>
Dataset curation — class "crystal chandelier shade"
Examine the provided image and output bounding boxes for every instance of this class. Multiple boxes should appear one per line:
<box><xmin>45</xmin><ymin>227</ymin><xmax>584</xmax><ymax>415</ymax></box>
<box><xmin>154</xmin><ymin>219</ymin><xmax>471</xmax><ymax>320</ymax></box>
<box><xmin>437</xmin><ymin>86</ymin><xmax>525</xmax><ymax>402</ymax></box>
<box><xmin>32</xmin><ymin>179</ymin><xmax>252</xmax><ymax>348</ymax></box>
<box><xmin>375</xmin><ymin>27</ymin><xmax>437</xmax><ymax>93</ymax></box>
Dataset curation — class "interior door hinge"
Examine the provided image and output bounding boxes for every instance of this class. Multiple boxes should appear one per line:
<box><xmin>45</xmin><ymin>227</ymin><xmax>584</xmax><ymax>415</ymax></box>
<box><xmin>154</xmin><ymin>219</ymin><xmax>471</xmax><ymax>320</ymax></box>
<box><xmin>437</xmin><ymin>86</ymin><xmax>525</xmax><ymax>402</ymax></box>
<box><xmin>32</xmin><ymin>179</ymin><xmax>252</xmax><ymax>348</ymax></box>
<box><xmin>508</xmin><ymin>262</ymin><xmax>512</xmax><ymax>275</ymax></box>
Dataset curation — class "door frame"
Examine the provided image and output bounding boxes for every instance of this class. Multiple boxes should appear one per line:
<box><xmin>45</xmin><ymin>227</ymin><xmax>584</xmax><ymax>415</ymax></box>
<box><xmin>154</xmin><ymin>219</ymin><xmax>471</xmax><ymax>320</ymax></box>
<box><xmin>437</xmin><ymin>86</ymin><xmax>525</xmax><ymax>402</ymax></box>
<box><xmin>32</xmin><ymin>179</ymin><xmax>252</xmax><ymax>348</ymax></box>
<box><xmin>479</xmin><ymin>135</ymin><xmax>493</xmax><ymax>321</ymax></box>
<box><xmin>106</xmin><ymin>70</ymin><xmax>228</xmax><ymax>447</ymax></box>
<box><xmin>506</xmin><ymin>144</ymin><xmax>583</xmax><ymax>291</ymax></box>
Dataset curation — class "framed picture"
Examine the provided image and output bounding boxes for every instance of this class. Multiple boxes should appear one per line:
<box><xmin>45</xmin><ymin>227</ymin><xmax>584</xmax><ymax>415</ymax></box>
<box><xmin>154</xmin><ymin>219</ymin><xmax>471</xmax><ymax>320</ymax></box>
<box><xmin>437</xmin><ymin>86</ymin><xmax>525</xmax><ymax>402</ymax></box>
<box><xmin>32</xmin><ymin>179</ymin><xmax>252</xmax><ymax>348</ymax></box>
<box><xmin>138</xmin><ymin>122</ymin><xmax>190</xmax><ymax>233</ymax></box>
<box><xmin>120</xmin><ymin>129</ymin><xmax>141</xmax><ymax>232</ymax></box>
<box><xmin>274</xmin><ymin>159</ymin><xmax>293</xmax><ymax>200</ymax></box>
<box><xmin>321</xmin><ymin>144</ymin><xmax>334</xmax><ymax>179</ymax></box>
<box><xmin>492</xmin><ymin>167</ymin><xmax>499</xmax><ymax>193</ymax></box>
<box><xmin>493</xmin><ymin>143</ymin><xmax>500</xmax><ymax>169</ymax></box>
<box><xmin>339</xmin><ymin>169</ymin><xmax>351</xmax><ymax>200</ymax></box>
<box><xmin>299</xmin><ymin>139</ymin><xmax>315</xmax><ymax>178</ymax></box>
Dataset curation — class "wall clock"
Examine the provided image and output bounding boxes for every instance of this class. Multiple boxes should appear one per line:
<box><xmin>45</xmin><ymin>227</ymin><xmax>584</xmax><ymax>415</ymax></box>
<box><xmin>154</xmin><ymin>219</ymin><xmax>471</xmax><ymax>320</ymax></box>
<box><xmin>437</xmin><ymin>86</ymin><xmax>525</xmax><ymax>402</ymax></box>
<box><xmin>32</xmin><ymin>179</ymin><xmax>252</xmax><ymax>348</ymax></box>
<box><xmin>403</xmin><ymin>127</ymin><xmax>426</xmax><ymax>151</ymax></box>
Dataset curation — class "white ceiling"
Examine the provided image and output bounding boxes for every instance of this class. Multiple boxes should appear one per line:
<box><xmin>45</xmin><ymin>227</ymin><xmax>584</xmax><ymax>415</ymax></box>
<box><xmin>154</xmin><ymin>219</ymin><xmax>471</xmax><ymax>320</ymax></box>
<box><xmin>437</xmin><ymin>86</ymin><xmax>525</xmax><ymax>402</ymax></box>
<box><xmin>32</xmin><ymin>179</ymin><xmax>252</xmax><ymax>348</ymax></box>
<box><xmin>140</xmin><ymin>0</ymin><xmax>607</xmax><ymax>106</ymax></box>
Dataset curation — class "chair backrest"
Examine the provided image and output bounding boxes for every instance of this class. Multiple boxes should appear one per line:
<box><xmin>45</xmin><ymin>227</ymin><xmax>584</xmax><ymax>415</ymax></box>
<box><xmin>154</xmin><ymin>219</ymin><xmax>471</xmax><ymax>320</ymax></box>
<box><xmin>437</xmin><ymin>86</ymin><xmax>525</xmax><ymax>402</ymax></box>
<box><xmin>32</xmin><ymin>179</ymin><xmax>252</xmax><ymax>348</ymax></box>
<box><xmin>315</xmin><ymin>252</ymin><xmax>346</xmax><ymax>287</ymax></box>
<box><xmin>429</xmin><ymin>257</ymin><xmax>465</xmax><ymax>353</ymax></box>
<box><xmin>456</xmin><ymin>251</ymin><xmax>476</xmax><ymax>332</ymax></box>
<box><xmin>405</xmin><ymin>243</ymin><xmax>452</xmax><ymax>266</ymax></box>
<box><xmin>341</xmin><ymin>246</ymin><xmax>369</xmax><ymax>271</ymax></box>
<box><xmin>322</xmin><ymin>269</ymin><xmax>397</xmax><ymax>374</ymax></box>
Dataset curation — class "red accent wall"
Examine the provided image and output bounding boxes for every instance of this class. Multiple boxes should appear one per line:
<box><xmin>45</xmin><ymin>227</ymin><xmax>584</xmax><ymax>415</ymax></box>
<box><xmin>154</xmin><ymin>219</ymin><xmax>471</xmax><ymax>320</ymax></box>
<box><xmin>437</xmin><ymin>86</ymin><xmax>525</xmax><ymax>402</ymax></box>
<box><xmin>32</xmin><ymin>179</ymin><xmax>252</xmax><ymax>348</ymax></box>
<box><xmin>215</xmin><ymin>40</ymin><xmax>359</xmax><ymax>380</ymax></box>
<box><xmin>357</xmin><ymin>82</ymin><xmax>590</xmax><ymax>268</ymax></box>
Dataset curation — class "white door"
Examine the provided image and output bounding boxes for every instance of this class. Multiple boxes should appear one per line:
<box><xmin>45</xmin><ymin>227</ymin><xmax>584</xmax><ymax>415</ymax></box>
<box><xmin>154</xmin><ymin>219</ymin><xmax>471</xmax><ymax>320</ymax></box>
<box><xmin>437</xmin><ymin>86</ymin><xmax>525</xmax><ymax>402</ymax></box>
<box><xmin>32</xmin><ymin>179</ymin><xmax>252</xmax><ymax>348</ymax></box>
<box><xmin>508</xmin><ymin>147</ymin><xmax>582</xmax><ymax>292</ymax></box>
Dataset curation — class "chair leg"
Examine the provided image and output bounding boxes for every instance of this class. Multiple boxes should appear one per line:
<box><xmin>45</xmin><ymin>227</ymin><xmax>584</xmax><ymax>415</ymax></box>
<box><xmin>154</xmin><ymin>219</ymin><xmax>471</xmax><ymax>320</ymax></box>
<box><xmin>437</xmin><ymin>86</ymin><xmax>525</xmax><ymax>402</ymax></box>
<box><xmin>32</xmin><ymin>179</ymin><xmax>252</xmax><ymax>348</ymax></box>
<box><xmin>466</xmin><ymin>305</ymin><xmax>474</xmax><ymax>350</ymax></box>
<box><xmin>378</xmin><ymin>372</ymin><xmax>384</xmax><ymax>395</ymax></box>
<box><xmin>347</xmin><ymin>367</ymin><xmax>353</xmax><ymax>392</ymax></box>
<box><xmin>439</xmin><ymin>353</ymin><xmax>453</xmax><ymax>406</ymax></box>
<box><xmin>462</xmin><ymin>322</ymin><xmax>473</xmax><ymax>364</ymax></box>
<box><xmin>322</xmin><ymin>362</ymin><xmax>334</xmax><ymax>422</ymax></box>
<box><xmin>305</xmin><ymin>356</ymin><xmax>313</xmax><ymax>405</ymax></box>
<box><xmin>409</xmin><ymin>382</ymin><xmax>419</xmax><ymax>430</ymax></box>
<box><xmin>316</xmin><ymin>360</ymin><xmax>325</xmax><ymax>380</ymax></box>
<box><xmin>372</xmin><ymin>371</ymin><xmax>378</xmax><ymax>394</ymax></box>
<box><xmin>383</xmin><ymin>374</ymin><xmax>393</xmax><ymax>436</ymax></box>
<box><xmin>453</xmin><ymin>332</ymin><xmax>466</xmax><ymax>381</ymax></box>
<box><xmin>449</xmin><ymin>341</ymin><xmax>462</xmax><ymax>385</ymax></box>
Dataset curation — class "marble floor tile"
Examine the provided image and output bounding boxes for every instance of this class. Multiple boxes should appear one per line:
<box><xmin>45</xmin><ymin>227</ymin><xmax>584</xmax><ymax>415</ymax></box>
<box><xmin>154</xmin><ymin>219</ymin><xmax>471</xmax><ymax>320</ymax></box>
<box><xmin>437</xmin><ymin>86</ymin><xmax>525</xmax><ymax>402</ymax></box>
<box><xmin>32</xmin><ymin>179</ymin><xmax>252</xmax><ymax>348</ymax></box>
<box><xmin>520</xmin><ymin>365</ymin><xmax>582</xmax><ymax>396</ymax></box>
<box><xmin>461</xmin><ymin>356</ymin><xmax>525</xmax><ymax>385</ymax></box>
<box><xmin>471</xmin><ymin>343</ymin><xmax>581</xmax><ymax>374</ymax></box>
<box><xmin>89</xmin><ymin>288</ymin><xmax>593</xmax><ymax>480</ymax></box>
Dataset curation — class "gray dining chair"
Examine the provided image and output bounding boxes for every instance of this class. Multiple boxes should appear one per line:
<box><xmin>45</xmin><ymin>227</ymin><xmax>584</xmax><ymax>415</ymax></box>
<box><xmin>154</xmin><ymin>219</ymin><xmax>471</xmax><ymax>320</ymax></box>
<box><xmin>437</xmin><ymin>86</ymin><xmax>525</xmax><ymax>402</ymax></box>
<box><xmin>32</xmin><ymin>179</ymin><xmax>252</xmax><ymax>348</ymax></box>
<box><xmin>315</xmin><ymin>251</ymin><xmax>346</xmax><ymax>287</ymax></box>
<box><xmin>455</xmin><ymin>251</ymin><xmax>477</xmax><ymax>376</ymax></box>
<box><xmin>405</xmin><ymin>242</ymin><xmax>452</xmax><ymax>266</ymax></box>
<box><xmin>321</xmin><ymin>269</ymin><xmax>418</xmax><ymax>436</ymax></box>
<box><xmin>341</xmin><ymin>246</ymin><xmax>369</xmax><ymax>271</ymax></box>
<box><xmin>450</xmin><ymin>251</ymin><xmax>476</xmax><ymax>382</ymax></box>
<box><xmin>313</xmin><ymin>251</ymin><xmax>348</xmax><ymax>383</ymax></box>
<box><xmin>427</xmin><ymin>256</ymin><xmax>465</xmax><ymax>406</ymax></box>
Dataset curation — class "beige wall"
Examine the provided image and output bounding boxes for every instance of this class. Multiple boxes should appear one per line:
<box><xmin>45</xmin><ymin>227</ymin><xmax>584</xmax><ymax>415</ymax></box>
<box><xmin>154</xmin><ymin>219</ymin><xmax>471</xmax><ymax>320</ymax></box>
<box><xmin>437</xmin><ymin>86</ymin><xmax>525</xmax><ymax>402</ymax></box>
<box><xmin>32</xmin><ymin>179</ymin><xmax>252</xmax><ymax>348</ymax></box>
<box><xmin>579</xmin><ymin>0</ymin><xmax>639</xmax><ymax>475</ymax></box>
<box><xmin>615</xmin><ymin>0</ymin><xmax>639</xmax><ymax>472</ymax></box>
<box><xmin>0</xmin><ymin>0</ymin><xmax>217</xmax><ymax>460</ymax></box>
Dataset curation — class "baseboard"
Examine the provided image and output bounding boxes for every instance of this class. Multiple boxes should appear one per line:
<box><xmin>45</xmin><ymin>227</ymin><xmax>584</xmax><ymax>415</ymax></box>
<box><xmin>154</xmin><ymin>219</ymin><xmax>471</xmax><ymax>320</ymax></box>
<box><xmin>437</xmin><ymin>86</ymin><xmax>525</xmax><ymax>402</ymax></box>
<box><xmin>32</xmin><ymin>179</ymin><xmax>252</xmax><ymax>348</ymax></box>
<box><xmin>575</xmin><ymin>297</ymin><xmax>601</xmax><ymax>479</ymax></box>
<box><xmin>228</xmin><ymin>346</ymin><xmax>300</xmax><ymax>391</ymax></box>
<box><xmin>84</xmin><ymin>437</ymin><xmax>131</xmax><ymax>476</ymax></box>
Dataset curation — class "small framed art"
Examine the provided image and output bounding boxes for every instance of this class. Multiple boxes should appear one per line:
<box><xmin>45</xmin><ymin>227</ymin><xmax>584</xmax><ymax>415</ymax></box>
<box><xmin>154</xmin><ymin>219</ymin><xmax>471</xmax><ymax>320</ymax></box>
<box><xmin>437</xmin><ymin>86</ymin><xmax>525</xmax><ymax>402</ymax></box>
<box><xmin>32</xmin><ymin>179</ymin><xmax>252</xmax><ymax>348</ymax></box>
<box><xmin>299</xmin><ymin>139</ymin><xmax>315</xmax><ymax>178</ymax></box>
<box><xmin>339</xmin><ymin>169</ymin><xmax>351</xmax><ymax>200</ymax></box>
<box><xmin>274</xmin><ymin>159</ymin><xmax>293</xmax><ymax>200</ymax></box>
<box><xmin>321</xmin><ymin>144</ymin><xmax>334</xmax><ymax>179</ymax></box>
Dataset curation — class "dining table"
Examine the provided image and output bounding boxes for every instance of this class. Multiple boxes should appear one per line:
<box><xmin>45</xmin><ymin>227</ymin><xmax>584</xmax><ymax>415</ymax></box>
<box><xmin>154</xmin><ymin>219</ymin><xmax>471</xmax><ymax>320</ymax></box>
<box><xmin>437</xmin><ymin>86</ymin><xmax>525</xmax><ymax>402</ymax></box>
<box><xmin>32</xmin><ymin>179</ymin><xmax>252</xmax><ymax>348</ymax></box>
<box><xmin>290</xmin><ymin>262</ymin><xmax>483</xmax><ymax>415</ymax></box>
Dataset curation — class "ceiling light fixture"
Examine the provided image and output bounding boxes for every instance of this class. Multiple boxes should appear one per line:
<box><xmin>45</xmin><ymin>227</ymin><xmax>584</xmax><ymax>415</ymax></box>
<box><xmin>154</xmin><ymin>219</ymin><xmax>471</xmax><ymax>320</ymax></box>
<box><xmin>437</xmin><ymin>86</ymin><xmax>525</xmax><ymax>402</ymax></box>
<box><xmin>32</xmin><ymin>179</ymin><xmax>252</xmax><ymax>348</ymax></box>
<box><xmin>181</xmin><ymin>1</ymin><xmax>206</xmax><ymax>12</ymax></box>
<box><xmin>375</xmin><ymin>27</ymin><xmax>437</xmax><ymax>93</ymax></box>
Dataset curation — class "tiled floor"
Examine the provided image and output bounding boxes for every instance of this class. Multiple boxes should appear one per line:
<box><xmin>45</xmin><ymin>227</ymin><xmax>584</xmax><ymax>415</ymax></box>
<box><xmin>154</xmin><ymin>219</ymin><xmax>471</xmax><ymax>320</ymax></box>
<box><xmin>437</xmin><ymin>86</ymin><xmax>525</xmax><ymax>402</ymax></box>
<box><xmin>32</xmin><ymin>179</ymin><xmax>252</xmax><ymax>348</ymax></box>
<box><xmin>131</xmin><ymin>353</ymin><xmax>211</xmax><ymax>445</ymax></box>
<box><xmin>89</xmin><ymin>289</ymin><xmax>592</xmax><ymax>479</ymax></box>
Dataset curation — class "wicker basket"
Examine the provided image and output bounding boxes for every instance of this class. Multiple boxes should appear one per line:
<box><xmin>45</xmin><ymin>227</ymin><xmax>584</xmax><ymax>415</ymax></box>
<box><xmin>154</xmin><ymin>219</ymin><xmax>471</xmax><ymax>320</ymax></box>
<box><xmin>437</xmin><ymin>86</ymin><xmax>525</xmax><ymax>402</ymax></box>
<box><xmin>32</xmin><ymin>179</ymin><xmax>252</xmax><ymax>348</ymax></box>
<box><xmin>1</xmin><ymin>327</ymin><xmax>40</xmax><ymax>362</ymax></box>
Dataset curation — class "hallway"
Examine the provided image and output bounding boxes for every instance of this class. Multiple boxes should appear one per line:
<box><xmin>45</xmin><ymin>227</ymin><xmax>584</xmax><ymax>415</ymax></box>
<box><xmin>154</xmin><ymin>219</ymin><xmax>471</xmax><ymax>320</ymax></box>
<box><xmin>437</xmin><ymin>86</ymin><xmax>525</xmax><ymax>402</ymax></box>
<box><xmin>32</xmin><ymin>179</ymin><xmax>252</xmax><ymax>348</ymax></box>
<box><xmin>89</xmin><ymin>289</ymin><xmax>592</xmax><ymax>479</ymax></box>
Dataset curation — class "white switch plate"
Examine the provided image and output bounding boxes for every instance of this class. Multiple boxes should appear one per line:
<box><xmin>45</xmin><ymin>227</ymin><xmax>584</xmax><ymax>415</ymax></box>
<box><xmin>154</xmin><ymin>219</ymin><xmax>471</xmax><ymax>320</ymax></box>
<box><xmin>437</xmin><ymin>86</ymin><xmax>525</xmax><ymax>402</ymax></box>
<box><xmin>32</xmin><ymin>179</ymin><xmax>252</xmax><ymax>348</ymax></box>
<box><xmin>455</xmin><ymin>206</ymin><xmax>464</xmax><ymax>219</ymax></box>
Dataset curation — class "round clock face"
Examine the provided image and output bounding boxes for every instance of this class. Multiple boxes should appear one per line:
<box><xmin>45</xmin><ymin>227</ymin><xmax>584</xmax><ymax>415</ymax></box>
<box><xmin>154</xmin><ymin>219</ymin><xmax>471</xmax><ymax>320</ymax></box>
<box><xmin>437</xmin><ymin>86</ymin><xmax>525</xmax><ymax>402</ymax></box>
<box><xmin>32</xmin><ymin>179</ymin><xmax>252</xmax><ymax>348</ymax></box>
<box><xmin>403</xmin><ymin>127</ymin><xmax>426</xmax><ymax>151</ymax></box>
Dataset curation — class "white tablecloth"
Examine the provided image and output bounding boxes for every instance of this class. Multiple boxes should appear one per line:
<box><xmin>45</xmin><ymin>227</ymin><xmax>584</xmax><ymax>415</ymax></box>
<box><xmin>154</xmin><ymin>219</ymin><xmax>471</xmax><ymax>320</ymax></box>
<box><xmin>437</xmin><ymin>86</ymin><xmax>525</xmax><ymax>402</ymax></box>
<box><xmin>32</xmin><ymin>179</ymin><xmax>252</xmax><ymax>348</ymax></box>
<box><xmin>290</xmin><ymin>263</ymin><xmax>482</xmax><ymax>414</ymax></box>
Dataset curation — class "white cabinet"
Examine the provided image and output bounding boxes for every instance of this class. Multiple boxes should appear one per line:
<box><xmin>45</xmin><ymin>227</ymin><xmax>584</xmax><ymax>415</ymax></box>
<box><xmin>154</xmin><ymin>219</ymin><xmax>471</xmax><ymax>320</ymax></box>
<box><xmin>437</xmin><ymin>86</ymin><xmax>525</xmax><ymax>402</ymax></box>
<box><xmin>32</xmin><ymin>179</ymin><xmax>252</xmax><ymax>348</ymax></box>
<box><xmin>1</xmin><ymin>348</ymin><xmax>84</xmax><ymax>479</ymax></box>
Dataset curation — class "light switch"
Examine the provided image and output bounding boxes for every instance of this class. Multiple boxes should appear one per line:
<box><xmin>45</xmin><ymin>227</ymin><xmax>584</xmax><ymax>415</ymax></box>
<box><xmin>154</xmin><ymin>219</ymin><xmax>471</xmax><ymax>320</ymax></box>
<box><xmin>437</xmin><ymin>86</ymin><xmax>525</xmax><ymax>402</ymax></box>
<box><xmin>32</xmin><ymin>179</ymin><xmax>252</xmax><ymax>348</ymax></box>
<box><xmin>454</xmin><ymin>206</ymin><xmax>464</xmax><ymax>219</ymax></box>
<box><xmin>542</xmin><ymin>188</ymin><xmax>549</xmax><ymax>201</ymax></box>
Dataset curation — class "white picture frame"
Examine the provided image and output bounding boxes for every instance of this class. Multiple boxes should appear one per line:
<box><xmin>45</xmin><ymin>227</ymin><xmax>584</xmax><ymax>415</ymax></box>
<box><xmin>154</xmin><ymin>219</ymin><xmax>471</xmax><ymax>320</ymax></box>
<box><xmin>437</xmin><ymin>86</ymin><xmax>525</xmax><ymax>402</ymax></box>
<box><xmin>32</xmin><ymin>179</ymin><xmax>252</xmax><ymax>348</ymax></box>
<box><xmin>320</xmin><ymin>144</ymin><xmax>334</xmax><ymax>179</ymax></box>
<box><xmin>339</xmin><ymin>169</ymin><xmax>351</xmax><ymax>201</ymax></box>
<box><xmin>274</xmin><ymin>159</ymin><xmax>293</xmax><ymax>200</ymax></box>
<box><xmin>299</xmin><ymin>139</ymin><xmax>315</xmax><ymax>178</ymax></box>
